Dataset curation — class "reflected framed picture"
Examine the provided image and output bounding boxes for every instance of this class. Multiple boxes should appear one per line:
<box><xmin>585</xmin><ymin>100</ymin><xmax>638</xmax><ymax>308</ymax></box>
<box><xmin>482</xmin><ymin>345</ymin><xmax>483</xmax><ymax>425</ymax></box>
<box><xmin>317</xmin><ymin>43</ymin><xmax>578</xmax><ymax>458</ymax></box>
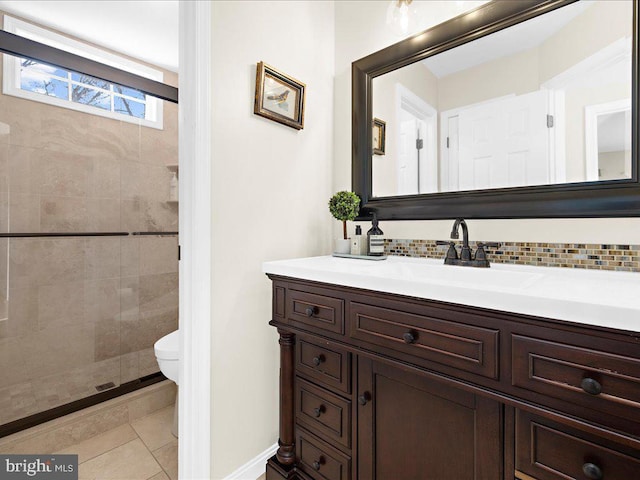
<box><xmin>254</xmin><ymin>61</ymin><xmax>306</xmax><ymax>130</ymax></box>
<box><xmin>373</xmin><ymin>118</ymin><xmax>386</xmax><ymax>155</ymax></box>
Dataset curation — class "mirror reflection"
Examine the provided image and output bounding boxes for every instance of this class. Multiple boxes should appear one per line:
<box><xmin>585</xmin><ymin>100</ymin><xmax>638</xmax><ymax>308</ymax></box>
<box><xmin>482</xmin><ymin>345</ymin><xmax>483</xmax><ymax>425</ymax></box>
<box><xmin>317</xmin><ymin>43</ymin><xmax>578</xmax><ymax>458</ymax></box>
<box><xmin>371</xmin><ymin>0</ymin><xmax>632</xmax><ymax>198</ymax></box>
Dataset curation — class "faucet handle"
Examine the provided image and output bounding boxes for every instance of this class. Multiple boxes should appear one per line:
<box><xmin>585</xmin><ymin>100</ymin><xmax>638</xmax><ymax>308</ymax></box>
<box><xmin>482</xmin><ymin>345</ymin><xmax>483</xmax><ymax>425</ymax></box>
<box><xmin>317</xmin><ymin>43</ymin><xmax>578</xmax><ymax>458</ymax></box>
<box><xmin>475</xmin><ymin>242</ymin><xmax>501</xmax><ymax>262</ymax></box>
<box><xmin>436</xmin><ymin>240</ymin><xmax>458</xmax><ymax>260</ymax></box>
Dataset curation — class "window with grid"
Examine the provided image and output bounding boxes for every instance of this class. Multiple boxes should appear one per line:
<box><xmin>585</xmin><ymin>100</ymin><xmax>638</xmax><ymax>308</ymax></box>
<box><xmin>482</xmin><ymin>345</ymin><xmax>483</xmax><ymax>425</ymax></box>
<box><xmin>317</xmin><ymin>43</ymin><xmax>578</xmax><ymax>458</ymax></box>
<box><xmin>3</xmin><ymin>16</ymin><xmax>163</xmax><ymax>129</ymax></box>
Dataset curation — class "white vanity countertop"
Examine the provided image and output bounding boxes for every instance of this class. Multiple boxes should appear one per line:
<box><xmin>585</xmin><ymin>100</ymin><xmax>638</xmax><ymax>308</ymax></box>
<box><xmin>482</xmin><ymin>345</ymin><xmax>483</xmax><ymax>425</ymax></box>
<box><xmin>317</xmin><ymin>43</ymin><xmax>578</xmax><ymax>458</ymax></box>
<box><xmin>262</xmin><ymin>255</ymin><xmax>640</xmax><ymax>332</ymax></box>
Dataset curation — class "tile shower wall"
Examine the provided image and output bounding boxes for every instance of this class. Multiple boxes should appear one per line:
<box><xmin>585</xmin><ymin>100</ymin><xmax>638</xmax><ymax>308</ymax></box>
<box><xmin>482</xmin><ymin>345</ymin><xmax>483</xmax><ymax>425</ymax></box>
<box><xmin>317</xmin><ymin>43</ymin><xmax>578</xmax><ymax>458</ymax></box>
<box><xmin>385</xmin><ymin>239</ymin><xmax>640</xmax><ymax>272</ymax></box>
<box><xmin>0</xmin><ymin>18</ymin><xmax>178</xmax><ymax>427</ymax></box>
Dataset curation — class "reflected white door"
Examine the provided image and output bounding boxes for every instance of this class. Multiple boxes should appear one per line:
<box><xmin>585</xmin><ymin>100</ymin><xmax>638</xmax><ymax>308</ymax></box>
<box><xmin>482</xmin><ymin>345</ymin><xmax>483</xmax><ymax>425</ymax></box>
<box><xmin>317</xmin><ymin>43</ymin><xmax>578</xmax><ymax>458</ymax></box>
<box><xmin>397</xmin><ymin>117</ymin><xmax>419</xmax><ymax>195</ymax></box>
<box><xmin>457</xmin><ymin>90</ymin><xmax>550</xmax><ymax>190</ymax></box>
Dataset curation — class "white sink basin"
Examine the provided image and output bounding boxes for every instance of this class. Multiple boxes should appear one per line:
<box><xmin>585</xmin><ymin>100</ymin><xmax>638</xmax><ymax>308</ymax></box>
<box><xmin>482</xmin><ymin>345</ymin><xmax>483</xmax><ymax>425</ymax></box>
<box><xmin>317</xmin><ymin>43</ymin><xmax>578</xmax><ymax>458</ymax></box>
<box><xmin>262</xmin><ymin>255</ymin><xmax>640</xmax><ymax>332</ymax></box>
<box><xmin>372</xmin><ymin>258</ymin><xmax>544</xmax><ymax>290</ymax></box>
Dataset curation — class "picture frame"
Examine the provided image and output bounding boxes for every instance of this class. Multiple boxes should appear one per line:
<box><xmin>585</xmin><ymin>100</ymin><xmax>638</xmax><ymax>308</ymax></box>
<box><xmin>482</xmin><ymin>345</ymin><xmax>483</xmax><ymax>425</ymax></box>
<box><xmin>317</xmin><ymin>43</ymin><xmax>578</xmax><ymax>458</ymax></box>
<box><xmin>254</xmin><ymin>61</ymin><xmax>306</xmax><ymax>130</ymax></box>
<box><xmin>372</xmin><ymin>118</ymin><xmax>386</xmax><ymax>155</ymax></box>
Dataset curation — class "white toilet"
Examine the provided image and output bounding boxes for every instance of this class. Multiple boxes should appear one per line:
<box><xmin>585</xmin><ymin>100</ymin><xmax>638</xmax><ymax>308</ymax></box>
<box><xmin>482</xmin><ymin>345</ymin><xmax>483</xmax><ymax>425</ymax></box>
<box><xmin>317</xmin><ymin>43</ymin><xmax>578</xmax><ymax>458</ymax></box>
<box><xmin>154</xmin><ymin>329</ymin><xmax>180</xmax><ymax>437</ymax></box>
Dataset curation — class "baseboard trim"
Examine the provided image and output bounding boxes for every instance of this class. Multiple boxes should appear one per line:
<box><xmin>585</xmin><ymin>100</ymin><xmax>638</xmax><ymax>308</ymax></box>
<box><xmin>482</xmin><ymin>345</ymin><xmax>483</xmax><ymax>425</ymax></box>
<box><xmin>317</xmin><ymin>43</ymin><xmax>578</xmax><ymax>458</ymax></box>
<box><xmin>222</xmin><ymin>443</ymin><xmax>278</xmax><ymax>480</ymax></box>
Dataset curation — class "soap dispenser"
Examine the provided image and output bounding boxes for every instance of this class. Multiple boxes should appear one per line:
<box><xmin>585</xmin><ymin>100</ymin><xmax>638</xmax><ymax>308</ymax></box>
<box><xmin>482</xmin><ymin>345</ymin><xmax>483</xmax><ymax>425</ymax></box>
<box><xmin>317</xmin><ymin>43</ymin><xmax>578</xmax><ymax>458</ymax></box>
<box><xmin>367</xmin><ymin>213</ymin><xmax>384</xmax><ymax>256</ymax></box>
<box><xmin>351</xmin><ymin>225</ymin><xmax>363</xmax><ymax>255</ymax></box>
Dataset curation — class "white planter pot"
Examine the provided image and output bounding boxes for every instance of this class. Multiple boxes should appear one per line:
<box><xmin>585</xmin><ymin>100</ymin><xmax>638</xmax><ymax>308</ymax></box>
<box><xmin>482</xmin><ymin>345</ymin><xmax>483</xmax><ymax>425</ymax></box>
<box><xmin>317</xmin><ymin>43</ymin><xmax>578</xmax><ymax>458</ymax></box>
<box><xmin>334</xmin><ymin>238</ymin><xmax>351</xmax><ymax>254</ymax></box>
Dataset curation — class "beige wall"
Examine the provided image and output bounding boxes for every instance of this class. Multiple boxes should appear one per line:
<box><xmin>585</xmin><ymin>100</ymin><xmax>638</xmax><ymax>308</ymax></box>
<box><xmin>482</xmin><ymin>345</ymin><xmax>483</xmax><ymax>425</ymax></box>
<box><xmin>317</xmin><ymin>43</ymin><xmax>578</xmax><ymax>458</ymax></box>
<box><xmin>565</xmin><ymin>82</ymin><xmax>631</xmax><ymax>182</ymax></box>
<box><xmin>599</xmin><ymin>151</ymin><xmax>629</xmax><ymax>180</ymax></box>
<box><xmin>334</xmin><ymin>0</ymin><xmax>640</xmax><ymax>244</ymax></box>
<box><xmin>210</xmin><ymin>1</ymin><xmax>335</xmax><ymax>478</ymax></box>
<box><xmin>439</xmin><ymin>1</ymin><xmax>632</xmax><ymax>111</ymax></box>
<box><xmin>438</xmin><ymin>47</ymin><xmax>540</xmax><ymax>112</ymax></box>
<box><xmin>0</xmin><ymin>11</ymin><xmax>179</xmax><ymax>424</ymax></box>
<box><xmin>539</xmin><ymin>1</ymin><xmax>632</xmax><ymax>84</ymax></box>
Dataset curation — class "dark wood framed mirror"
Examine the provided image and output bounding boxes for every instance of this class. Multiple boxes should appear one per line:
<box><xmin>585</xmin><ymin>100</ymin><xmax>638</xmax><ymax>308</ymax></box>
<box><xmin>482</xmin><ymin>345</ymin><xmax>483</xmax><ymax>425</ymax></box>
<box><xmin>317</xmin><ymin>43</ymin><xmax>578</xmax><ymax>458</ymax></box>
<box><xmin>352</xmin><ymin>0</ymin><xmax>639</xmax><ymax>220</ymax></box>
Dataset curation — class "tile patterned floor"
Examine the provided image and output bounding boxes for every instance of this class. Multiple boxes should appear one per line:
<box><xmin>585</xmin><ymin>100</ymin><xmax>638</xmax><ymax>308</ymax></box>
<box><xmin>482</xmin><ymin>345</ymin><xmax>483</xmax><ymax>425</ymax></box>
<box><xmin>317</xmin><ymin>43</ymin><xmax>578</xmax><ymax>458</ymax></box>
<box><xmin>57</xmin><ymin>405</ymin><xmax>177</xmax><ymax>480</ymax></box>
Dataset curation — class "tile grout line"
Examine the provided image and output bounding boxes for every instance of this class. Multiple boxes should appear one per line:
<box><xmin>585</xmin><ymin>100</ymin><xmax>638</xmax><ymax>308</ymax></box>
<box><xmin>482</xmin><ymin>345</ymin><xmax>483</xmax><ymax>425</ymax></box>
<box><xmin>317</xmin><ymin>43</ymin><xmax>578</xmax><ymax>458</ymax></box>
<box><xmin>77</xmin><ymin>437</ymin><xmax>136</xmax><ymax>467</ymax></box>
<box><xmin>147</xmin><ymin>426</ymin><xmax>177</xmax><ymax>480</ymax></box>
<box><xmin>150</xmin><ymin>445</ymin><xmax>174</xmax><ymax>480</ymax></box>
<box><xmin>76</xmin><ymin>430</ymin><xmax>143</xmax><ymax>467</ymax></box>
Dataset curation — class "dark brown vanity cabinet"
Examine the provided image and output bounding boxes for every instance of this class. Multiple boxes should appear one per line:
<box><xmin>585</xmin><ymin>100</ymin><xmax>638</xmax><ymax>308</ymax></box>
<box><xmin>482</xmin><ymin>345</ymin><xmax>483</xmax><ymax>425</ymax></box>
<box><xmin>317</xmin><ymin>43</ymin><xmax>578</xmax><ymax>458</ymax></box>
<box><xmin>266</xmin><ymin>277</ymin><xmax>640</xmax><ymax>480</ymax></box>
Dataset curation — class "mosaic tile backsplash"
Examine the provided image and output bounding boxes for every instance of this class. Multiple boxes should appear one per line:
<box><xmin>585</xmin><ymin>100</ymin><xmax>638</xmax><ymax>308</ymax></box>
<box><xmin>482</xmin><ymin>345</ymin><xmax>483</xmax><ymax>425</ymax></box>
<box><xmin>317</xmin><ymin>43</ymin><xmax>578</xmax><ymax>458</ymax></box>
<box><xmin>385</xmin><ymin>239</ymin><xmax>640</xmax><ymax>272</ymax></box>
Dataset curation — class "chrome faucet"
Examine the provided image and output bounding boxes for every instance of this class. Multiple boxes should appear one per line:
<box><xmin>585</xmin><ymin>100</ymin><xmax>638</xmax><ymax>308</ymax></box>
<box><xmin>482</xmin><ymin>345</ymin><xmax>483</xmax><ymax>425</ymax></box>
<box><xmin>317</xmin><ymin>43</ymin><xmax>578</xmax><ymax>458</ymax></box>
<box><xmin>436</xmin><ymin>218</ymin><xmax>500</xmax><ymax>268</ymax></box>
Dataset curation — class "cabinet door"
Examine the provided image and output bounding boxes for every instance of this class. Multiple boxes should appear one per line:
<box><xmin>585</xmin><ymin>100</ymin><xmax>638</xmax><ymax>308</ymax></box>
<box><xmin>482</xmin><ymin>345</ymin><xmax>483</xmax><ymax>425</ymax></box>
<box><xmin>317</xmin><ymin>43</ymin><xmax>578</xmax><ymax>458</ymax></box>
<box><xmin>357</xmin><ymin>358</ymin><xmax>502</xmax><ymax>480</ymax></box>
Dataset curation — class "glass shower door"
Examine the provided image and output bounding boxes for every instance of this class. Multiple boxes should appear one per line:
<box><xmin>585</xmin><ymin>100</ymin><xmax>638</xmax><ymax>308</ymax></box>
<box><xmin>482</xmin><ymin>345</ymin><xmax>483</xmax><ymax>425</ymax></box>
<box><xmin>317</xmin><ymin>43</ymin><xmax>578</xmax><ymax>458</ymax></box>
<box><xmin>0</xmin><ymin>51</ymin><xmax>178</xmax><ymax>431</ymax></box>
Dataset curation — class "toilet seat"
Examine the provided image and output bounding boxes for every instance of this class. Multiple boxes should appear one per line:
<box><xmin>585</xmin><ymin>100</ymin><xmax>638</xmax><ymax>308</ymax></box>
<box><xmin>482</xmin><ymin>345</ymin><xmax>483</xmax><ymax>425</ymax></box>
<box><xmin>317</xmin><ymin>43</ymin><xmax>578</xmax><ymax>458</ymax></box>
<box><xmin>155</xmin><ymin>330</ymin><xmax>180</xmax><ymax>360</ymax></box>
<box><xmin>153</xmin><ymin>329</ymin><xmax>180</xmax><ymax>438</ymax></box>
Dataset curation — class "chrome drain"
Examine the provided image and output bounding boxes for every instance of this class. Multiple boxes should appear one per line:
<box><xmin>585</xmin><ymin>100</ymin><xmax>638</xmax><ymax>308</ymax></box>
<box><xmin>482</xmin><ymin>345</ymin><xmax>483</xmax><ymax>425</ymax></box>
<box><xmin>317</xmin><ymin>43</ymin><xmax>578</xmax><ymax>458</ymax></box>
<box><xmin>95</xmin><ymin>382</ymin><xmax>116</xmax><ymax>392</ymax></box>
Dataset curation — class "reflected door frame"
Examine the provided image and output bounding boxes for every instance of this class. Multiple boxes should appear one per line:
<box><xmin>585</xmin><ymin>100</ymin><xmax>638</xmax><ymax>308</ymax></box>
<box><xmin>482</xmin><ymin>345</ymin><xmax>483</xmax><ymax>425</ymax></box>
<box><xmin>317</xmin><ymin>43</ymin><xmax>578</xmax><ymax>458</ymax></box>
<box><xmin>585</xmin><ymin>99</ymin><xmax>632</xmax><ymax>181</ymax></box>
<box><xmin>394</xmin><ymin>84</ymin><xmax>438</xmax><ymax>195</ymax></box>
<box><xmin>542</xmin><ymin>35</ymin><xmax>632</xmax><ymax>183</ymax></box>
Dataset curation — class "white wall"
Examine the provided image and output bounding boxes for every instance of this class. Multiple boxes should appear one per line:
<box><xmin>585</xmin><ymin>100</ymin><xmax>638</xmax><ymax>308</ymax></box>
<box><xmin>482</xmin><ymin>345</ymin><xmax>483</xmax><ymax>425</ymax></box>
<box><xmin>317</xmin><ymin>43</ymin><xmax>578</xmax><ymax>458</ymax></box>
<box><xmin>211</xmin><ymin>1</ymin><xmax>335</xmax><ymax>478</ymax></box>
<box><xmin>334</xmin><ymin>0</ymin><xmax>640</xmax><ymax>244</ymax></box>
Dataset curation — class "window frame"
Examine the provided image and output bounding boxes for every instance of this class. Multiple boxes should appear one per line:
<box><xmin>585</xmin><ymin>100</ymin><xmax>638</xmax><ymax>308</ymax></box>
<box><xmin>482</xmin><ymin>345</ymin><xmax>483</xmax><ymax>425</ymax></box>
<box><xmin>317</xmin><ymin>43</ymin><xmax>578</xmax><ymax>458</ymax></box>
<box><xmin>2</xmin><ymin>15</ymin><xmax>164</xmax><ymax>129</ymax></box>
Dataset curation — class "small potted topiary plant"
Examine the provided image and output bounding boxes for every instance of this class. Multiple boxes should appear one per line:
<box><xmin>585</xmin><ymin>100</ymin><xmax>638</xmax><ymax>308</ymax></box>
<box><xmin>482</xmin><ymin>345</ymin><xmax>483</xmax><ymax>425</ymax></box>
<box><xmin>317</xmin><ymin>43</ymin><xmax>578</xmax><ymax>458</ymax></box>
<box><xmin>328</xmin><ymin>191</ymin><xmax>360</xmax><ymax>253</ymax></box>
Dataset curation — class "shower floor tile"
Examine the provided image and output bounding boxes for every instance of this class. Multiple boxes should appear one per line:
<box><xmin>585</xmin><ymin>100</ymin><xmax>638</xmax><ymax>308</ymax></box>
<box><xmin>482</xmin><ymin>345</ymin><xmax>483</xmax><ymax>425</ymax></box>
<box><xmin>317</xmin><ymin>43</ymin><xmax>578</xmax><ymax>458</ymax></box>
<box><xmin>0</xmin><ymin>357</ymin><xmax>155</xmax><ymax>425</ymax></box>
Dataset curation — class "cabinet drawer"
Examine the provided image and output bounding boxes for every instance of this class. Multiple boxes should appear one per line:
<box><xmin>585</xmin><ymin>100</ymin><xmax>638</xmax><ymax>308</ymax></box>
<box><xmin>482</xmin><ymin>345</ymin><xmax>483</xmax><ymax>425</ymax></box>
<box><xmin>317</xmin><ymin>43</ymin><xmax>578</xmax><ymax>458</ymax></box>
<box><xmin>296</xmin><ymin>429</ymin><xmax>351</xmax><ymax>480</ymax></box>
<box><xmin>287</xmin><ymin>289</ymin><xmax>345</xmax><ymax>335</ymax></box>
<box><xmin>515</xmin><ymin>410</ymin><xmax>640</xmax><ymax>480</ymax></box>
<box><xmin>512</xmin><ymin>334</ymin><xmax>640</xmax><ymax>422</ymax></box>
<box><xmin>350</xmin><ymin>302</ymin><xmax>499</xmax><ymax>379</ymax></box>
<box><xmin>295</xmin><ymin>377</ymin><xmax>351</xmax><ymax>450</ymax></box>
<box><xmin>296</xmin><ymin>337</ymin><xmax>351</xmax><ymax>394</ymax></box>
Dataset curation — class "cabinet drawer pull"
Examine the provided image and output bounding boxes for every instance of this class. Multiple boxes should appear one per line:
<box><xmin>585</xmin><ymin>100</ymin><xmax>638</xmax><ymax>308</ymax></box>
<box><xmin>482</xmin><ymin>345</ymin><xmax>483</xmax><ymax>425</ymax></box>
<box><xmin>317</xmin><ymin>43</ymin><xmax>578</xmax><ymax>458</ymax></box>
<box><xmin>312</xmin><ymin>354</ymin><xmax>325</xmax><ymax>367</ymax></box>
<box><xmin>403</xmin><ymin>331</ymin><xmax>416</xmax><ymax>344</ymax></box>
<box><xmin>581</xmin><ymin>377</ymin><xmax>602</xmax><ymax>396</ymax></box>
<box><xmin>313</xmin><ymin>405</ymin><xmax>325</xmax><ymax>417</ymax></box>
<box><xmin>305</xmin><ymin>306</ymin><xmax>317</xmax><ymax>317</ymax></box>
<box><xmin>582</xmin><ymin>462</ymin><xmax>603</xmax><ymax>480</ymax></box>
<box><xmin>312</xmin><ymin>457</ymin><xmax>324</xmax><ymax>471</ymax></box>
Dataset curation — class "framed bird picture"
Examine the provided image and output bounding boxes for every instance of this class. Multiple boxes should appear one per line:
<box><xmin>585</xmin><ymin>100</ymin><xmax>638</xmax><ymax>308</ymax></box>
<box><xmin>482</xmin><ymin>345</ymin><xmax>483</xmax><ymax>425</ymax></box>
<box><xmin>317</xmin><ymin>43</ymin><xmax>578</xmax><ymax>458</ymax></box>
<box><xmin>254</xmin><ymin>62</ymin><xmax>306</xmax><ymax>130</ymax></box>
<box><xmin>373</xmin><ymin>118</ymin><xmax>386</xmax><ymax>155</ymax></box>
